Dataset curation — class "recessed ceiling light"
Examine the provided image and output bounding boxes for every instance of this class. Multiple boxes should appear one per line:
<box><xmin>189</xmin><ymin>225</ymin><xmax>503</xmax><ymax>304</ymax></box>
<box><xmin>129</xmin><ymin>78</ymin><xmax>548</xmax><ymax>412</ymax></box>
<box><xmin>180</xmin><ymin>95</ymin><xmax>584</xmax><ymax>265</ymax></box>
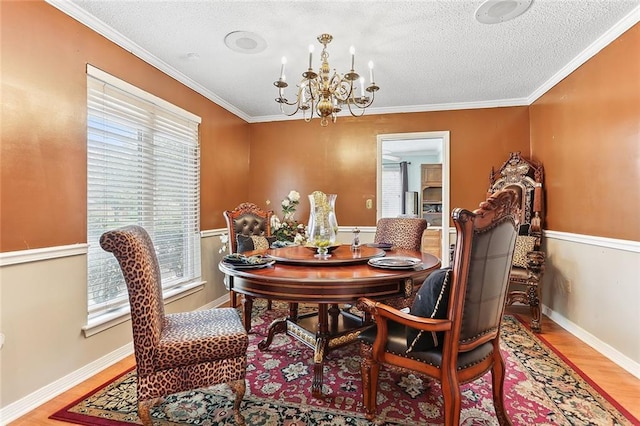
<box><xmin>224</xmin><ymin>31</ymin><xmax>267</xmax><ymax>54</ymax></box>
<box><xmin>475</xmin><ymin>0</ymin><xmax>533</xmax><ymax>24</ymax></box>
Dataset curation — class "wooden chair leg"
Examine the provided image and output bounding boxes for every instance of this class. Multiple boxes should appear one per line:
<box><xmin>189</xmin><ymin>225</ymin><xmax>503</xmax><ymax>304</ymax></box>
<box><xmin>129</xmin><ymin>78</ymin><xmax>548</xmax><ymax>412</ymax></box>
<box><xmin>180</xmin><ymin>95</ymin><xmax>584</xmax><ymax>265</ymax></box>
<box><xmin>230</xmin><ymin>290</ymin><xmax>237</xmax><ymax>308</ymax></box>
<box><xmin>361</xmin><ymin>355</ymin><xmax>379</xmax><ymax>420</ymax></box>
<box><xmin>441</xmin><ymin>371</ymin><xmax>462</xmax><ymax>426</ymax></box>
<box><xmin>528</xmin><ymin>284</ymin><xmax>542</xmax><ymax>333</ymax></box>
<box><xmin>266</xmin><ymin>299</ymin><xmax>272</xmax><ymax>310</ymax></box>
<box><xmin>491</xmin><ymin>349</ymin><xmax>513</xmax><ymax>425</ymax></box>
<box><xmin>138</xmin><ymin>397</ymin><xmax>163</xmax><ymax>426</ymax></box>
<box><xmin>229</xmin><ymin>379</ymin><xmax>246</xmax><ymax>425</ymax></box>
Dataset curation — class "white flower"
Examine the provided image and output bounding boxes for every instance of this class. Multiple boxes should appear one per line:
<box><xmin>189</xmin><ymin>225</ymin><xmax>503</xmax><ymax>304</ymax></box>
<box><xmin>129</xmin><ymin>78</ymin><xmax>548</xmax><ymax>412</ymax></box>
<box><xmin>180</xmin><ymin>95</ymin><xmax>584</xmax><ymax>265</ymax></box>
<box><xmin>282</xmin><ymin>198</ymin><xmax>290</xmax><ymax>208</ymax></box>
<box><xmin>293</xmin><ymin>233</ymin><xmax>306</xmax><ymax>245</ymax></box>
<box><xmin>288</xmin><ymin>190</ymin><xmax>300</xmax><ymax>202</ymax></box>
<box><xmin>271</xmin><ymin>215</ymin><xmax>282</xmax><ymax>230</ymax></box>
<box><xmin>218</xmin><ymin>233</ymin><xmax>229</xmax><ymax>254</ymax></box>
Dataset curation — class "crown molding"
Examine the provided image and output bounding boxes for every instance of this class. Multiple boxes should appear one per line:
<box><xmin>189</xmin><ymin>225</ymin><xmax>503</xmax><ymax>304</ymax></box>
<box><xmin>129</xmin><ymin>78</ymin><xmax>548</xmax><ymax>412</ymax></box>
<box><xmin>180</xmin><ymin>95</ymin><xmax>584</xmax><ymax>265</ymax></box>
<box><xmin>45</xmin><ymin>0</ymin><xmax>251</xmax><ymax>123</ymax></box>
<box><xmin>45</xmin><ymin>0</ymin><xmax>640</xmax><ymax>123</ymax></box>
<box><xmin>528</xmin><ymin>4</ymin><xmax>640</xmax><ymax>104</ymax></box>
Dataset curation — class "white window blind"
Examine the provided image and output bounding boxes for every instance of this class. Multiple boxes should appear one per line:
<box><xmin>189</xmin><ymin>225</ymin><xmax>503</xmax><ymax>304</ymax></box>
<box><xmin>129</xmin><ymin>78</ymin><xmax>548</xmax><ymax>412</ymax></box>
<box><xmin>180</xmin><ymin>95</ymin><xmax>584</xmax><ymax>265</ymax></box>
<box><xmin>381</xmin><ymin>164</ymin><xmax>402</xmax><ymax>218</ymax></box>
<box><xmin>86</xmin><ymin>65</ymin><xmax>201</xmax><ymax>323</ymax></box>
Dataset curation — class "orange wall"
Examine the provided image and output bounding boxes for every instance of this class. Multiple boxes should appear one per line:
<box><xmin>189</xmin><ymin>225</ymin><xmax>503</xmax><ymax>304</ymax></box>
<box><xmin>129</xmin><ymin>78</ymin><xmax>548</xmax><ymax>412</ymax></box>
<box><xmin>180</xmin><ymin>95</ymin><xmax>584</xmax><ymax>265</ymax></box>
<box><xmin>248</xmin><ymin>108</ymin><xmax>530</xmax><ymax>226</ymax></box>
<box><xmin>530</xmin><ymin>24</ymin><xmax>640</xmax><ymax>241</ymax></box>
<box><xmin>2</xmin><ymin>2</ymin><xmax>636</xmax><ymax>253</ymax></box>
<box><xmin>1</xmin><ymin>1</ymin><xmax>251</xmax><ymax>252</ymax></box>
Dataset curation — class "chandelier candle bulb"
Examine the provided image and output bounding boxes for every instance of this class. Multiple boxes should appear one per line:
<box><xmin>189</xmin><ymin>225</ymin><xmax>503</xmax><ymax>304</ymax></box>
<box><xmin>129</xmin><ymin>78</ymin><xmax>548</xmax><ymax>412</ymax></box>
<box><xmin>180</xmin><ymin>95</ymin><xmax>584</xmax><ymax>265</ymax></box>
<box><xmin>280</xmin><ymin>57</ymin><xmax>287</xmax><ymax>80</ymax></box>
<box><xmin>368</xmin><ymin>61</ymin><xmax>374</xmax><ymax>83</ymax></box>
<box><xmin>350</xmin><ymin>46</ymin><xmax>355</xmax><ymax>70</ymax></box>
<box><xmin>308</xmin><ymin>45</ymin><xmax>314</xmax><ymax>69</ymax></box>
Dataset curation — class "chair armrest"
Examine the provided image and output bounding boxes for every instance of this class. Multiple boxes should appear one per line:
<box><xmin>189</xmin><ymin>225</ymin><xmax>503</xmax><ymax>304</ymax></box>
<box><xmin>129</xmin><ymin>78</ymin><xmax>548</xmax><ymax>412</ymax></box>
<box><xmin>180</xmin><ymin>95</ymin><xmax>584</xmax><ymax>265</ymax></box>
<box><xmin>357</xmin><ymin>297</ymin><xmax>452</xmax><ymax>333</ymax></box>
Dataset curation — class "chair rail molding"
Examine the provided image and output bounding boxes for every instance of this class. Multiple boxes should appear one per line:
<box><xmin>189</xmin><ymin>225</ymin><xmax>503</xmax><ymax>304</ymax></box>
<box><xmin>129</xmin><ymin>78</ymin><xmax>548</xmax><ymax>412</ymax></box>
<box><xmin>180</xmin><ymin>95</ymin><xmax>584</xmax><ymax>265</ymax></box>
<box><xmin>543</xmin><ymin>230</ymin><xmax>640</xmax><ymax>253</ymax></box>
<box><xmin>0</xmin><ymin>243</ymin><xmax>88</xmax><ymax>267</ymax></box>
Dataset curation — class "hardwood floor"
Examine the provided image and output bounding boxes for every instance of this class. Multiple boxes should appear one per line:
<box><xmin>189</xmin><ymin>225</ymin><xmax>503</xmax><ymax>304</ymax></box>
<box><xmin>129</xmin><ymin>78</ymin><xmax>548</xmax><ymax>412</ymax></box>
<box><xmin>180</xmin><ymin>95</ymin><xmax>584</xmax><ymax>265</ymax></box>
<box><xmin>9</xmin><ymin>307</ymin><xmax>640</xmax><ymax>425</ymax></box>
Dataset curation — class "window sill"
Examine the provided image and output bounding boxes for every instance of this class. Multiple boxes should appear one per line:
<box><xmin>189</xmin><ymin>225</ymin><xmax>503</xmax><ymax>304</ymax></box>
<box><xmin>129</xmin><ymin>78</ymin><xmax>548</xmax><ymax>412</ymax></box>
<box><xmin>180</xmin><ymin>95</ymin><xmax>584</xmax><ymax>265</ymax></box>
<box><xmin>82</xmin><ymin>280</ymin><xmax>205</xmax><ymax>337</ymax></box>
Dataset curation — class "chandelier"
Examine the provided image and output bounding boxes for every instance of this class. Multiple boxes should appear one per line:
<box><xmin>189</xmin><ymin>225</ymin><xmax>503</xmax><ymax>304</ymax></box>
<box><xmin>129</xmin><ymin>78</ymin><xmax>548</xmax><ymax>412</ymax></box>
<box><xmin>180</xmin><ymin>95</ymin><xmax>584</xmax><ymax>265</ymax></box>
<box><xmin>274</xmin><ymin>34</ymin><xmax>379</xmax><ymax>126</ymax></box>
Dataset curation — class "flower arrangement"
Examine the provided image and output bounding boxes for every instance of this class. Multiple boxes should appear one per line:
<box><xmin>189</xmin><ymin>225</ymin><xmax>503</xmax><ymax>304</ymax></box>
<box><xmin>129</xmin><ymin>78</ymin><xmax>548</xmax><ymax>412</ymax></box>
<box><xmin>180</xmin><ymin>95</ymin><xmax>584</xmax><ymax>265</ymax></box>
<box><xmin>271</xmin><ymin>190</ymin><xmax>307</xmax><ymax>244</ymax></box>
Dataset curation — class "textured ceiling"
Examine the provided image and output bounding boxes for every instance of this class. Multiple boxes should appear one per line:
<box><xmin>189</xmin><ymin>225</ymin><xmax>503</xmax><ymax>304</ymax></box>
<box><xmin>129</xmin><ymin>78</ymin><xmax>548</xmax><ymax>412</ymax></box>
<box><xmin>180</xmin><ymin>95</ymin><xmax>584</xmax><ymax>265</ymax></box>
<box><xmin>48</xmin><ymin>0</ymin><xmax>639</xmax><ymax>123</ymax></box>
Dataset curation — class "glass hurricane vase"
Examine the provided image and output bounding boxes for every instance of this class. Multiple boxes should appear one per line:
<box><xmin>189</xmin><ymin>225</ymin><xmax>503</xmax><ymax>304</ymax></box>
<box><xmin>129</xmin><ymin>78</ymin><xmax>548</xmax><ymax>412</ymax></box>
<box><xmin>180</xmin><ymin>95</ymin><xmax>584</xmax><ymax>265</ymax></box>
<box><xmin>307</xmin><ymin>192</ymin><xmax>338</xmax><ymax>258</ymax></box>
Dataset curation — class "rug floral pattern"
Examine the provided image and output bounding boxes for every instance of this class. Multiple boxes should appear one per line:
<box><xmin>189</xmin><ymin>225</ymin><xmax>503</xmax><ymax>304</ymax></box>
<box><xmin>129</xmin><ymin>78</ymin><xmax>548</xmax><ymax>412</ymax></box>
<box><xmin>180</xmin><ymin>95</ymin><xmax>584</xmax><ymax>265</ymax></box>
<box><xmin>53</xmin><ymin>302</ymin><xmax>636</xmax><ymax>426</ymax></box>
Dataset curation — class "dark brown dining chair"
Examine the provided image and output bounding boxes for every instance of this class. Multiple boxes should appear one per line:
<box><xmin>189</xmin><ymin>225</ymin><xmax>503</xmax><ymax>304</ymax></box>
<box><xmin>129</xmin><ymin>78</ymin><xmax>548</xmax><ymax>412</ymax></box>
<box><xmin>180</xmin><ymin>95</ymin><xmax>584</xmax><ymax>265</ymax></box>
<box><xmin>488</xmin><ymin>152</ymin><xmax>546</xmax><ymax>332</ymax></box>
<box><xmin>223</xmin><ymin>202</ymin><xmax>274</xmax><ymax>309</ymax></box>
<box><xmin>357</xmin><ymin>189</ymin><xmax>519</xmax><ymax>425</ymax></box>
<box><xmin>100</xmin><ymin>225</ymin><xmax>248</xmax><ymax>426</ymax></box>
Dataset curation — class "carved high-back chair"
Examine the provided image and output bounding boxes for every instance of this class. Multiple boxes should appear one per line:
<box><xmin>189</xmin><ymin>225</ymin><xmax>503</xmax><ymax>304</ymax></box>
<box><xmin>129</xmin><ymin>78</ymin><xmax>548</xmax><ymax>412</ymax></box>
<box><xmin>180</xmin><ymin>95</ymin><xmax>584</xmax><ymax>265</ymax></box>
<box><xmin>223</xmin><ymin>202</ymin><xmax>274</xmax><ymax>308</ymax></box>
<box><xmin>100</xmin><ymin>225</ymin><xmax>248</xmax><ymax>425</ymax></box>
<box><xmin>488</xmin><ymin>152</ymin><xmax>546</xmax><ymax>332</ymax></box>
<box><xmin>357</xmin><ymin>189</ymin><xmax>519</xmax><ymax>425</ymax></box>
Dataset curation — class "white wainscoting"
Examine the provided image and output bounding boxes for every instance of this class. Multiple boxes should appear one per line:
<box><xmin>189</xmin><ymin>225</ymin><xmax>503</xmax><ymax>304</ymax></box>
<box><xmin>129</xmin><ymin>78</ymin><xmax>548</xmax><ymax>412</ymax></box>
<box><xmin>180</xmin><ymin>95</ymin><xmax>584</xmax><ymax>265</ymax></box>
<box><xmin>0</xmin><ymin>228</ymin><xmax>638</xmax><ymax>423</ymax></box>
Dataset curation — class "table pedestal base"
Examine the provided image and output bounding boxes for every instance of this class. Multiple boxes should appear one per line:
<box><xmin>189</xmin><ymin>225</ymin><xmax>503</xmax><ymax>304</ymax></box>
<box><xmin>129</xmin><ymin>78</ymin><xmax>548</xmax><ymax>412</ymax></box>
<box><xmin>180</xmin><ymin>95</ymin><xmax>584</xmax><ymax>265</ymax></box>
<box><xmin>258</xmin><ymin>303</ymin><xmax>372</xmax><ymax>398</ymax></box>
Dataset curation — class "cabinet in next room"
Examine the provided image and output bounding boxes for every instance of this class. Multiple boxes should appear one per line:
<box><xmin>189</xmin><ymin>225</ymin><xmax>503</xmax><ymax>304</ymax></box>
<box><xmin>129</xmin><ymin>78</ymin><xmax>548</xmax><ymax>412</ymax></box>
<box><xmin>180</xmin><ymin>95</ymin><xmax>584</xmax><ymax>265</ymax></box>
<box><xmin>421</xmin><ymin>164</ymin><xmax>442</xmax><ymax>227</ymax></box>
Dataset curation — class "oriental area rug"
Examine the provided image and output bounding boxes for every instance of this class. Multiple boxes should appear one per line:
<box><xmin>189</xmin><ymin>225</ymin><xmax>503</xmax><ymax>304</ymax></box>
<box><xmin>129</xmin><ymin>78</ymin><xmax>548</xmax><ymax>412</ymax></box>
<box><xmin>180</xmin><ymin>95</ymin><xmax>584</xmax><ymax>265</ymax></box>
<box><xmin>51</xmin><ymin>302</ymin><xmax>638</xmax><ymax>426</ymax></box>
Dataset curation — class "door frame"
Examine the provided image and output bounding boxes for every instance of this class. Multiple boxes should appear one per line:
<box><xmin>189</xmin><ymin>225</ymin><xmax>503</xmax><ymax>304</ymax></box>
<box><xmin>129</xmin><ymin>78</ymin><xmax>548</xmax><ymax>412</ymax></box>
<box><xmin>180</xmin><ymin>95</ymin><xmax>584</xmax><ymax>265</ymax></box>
<box><xmin>376</xmin><ymin>131</ymin><xmax>450</xmax><ymax>266</ymax></box>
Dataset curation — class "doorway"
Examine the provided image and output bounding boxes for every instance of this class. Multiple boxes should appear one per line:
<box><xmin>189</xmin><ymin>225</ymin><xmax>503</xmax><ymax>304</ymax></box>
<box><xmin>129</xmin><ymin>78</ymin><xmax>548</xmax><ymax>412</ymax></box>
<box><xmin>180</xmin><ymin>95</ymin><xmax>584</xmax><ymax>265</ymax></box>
<box><xmin>377</xmin><ymin>131</ymin><xmax>450</xmax><ymax>266</ymax></box>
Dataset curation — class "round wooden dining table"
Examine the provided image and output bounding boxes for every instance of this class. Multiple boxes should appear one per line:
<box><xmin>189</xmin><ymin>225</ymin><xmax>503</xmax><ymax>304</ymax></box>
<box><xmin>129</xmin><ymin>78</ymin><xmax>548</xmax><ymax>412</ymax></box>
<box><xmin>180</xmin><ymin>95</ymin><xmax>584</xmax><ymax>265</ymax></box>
<box><xmin>219</xmin><ymin>244</ymin><xmax>440</xmax><ymax>398</ymax></box>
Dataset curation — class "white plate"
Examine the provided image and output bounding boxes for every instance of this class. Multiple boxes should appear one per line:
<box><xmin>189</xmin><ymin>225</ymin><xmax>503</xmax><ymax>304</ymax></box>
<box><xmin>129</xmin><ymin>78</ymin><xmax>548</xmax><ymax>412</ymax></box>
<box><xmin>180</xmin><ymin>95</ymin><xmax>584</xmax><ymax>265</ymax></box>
<box><xmin>368</xmin><ymin>256</ymin><xmax>422</xmax><ymax>269</ymax></box>
<box><xmin>223</xmin><ymin>260</ymin><xmax>275</xmax><ymax>269</ymax></box>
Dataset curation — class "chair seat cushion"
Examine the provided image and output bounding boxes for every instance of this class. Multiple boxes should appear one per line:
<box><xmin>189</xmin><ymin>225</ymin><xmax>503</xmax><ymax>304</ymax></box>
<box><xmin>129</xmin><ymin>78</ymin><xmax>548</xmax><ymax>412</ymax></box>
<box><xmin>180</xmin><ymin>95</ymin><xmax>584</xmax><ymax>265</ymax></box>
<box><xmin>236</xmin><ymin>234</ymin><xmax>276</xmax><ymax>253</ymax></box>
<box><xmin>406</xmin><ymin>268</ymin><xmax>452</xmax><ymax>352</ymax></box>
<box><xmin>155</xmin><ymin>307</ymin><xmax>248</xmax><ymax>370</ymax></box>
<box><xmin>360</xmin><ymin>320</ymin><xmax>493</xmax><ymax>369</ymax></box>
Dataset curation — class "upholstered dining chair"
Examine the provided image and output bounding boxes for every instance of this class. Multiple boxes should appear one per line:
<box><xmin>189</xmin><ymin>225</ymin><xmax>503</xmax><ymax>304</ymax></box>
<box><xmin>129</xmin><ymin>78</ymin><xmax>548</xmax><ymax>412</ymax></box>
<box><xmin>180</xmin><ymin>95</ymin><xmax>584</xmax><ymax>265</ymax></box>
<box><xmin>488</xmin><ymin>152</ymin><xmax>546</xmax><ymax>332</ymax></box>
<box><xmin>357</xmin><ymin>189</ymin><xmax>519</xmax><ymax>425</ymax></box>
<box><xmin>373</xmin><ymin>217</ymin><xmax>428</xmax><ymax>251</ymax></box>
<box><xmin>373</xmin><ymin>217</ymin><xmax>428</xmax><ymax>310</ymax></box>
<box><xmin>223</xmin><ymin>202</ymin><xmax>274</xmax><ymax>309</ymax></box>
<box><xmin>100</xmin><ymin>225</ymin><xmax>248</xmax><ymax>426</ymax></box>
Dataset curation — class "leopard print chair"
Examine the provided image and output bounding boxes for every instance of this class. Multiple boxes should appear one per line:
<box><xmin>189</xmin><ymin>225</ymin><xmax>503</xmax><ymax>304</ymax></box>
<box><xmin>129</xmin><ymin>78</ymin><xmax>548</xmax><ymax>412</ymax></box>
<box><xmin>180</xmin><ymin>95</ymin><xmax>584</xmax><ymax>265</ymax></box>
<box><xmin>373</xmin><ymin>217</ymin><xmax>427</xmax><ymax>251</ymax></box>
<box><xmin>100</xmin><ymin>225</ymin><xmax>248</xmax><ymax>426</ymax></box>
<box><xmin>374</xmin><ymin>217</ymin><xmax>428</xmax><ymax>309</ymax></box>
<box><xmin>342</xmin><ymin>217</ymin><xmax>429</xmax><ymax>320</ymax></box>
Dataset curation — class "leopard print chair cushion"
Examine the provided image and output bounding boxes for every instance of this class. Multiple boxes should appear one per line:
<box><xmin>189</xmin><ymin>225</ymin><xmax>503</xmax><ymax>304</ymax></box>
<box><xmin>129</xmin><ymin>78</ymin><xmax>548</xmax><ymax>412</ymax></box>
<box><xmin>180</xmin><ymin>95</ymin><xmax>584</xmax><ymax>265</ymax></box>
<box><xmin>374</xmin><ymin>217</ymin><xmax>428</xmax><ymax>251</ymax></box>
<box><xmin>100</xmin><ymin>225</ymin><xmax>248</xmax><ymax>425</ymax></box>
<box><xmin>156</xmin><ymin>308</ymin><xmax>248</xmax><ymax>370</ymax></box>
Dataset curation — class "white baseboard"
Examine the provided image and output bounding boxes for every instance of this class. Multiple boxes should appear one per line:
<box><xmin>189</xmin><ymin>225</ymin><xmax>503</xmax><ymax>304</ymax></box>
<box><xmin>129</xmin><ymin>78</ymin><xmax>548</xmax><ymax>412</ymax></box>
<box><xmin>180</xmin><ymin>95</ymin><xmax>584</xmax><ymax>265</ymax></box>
<box><xmin>0</xmin><ymin>296</ymin><xmax>231</xmax><ymax>425</ymax></box>
<box><xmin>0</xmin><ymin>343</ymin><xmax>133</xmax><ymax>425</ymax></box>
<box><xmin>542</xmin><ymin>305</ymin><xmax>640</xmax><ymax>380</ymax></box>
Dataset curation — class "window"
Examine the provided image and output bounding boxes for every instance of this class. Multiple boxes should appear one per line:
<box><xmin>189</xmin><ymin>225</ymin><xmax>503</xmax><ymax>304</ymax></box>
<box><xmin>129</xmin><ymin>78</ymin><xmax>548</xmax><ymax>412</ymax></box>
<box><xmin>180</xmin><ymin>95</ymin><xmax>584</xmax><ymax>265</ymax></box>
<box><xmin>381</xmin><ymin>164</ymin><xmax>402</xmax><ymax>218</ymax></box>
<box><xmin>86</xmin><ymin>65</ymin><xmax>201</xmax><ymax>328</ymax></box>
